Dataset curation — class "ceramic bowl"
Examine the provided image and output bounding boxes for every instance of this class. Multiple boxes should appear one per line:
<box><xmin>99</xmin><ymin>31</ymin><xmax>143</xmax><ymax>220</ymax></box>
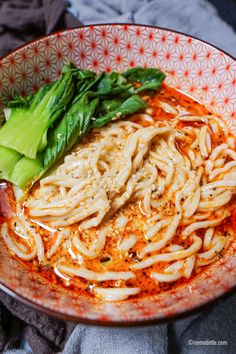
<box><xmin>0</xmin><ymin>24</ymin><xmax>235</xmax><ymax>324</ymax></box>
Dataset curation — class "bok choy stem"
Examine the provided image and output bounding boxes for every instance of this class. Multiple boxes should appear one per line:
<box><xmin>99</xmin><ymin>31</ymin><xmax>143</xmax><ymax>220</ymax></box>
<box><xmin>0</xmin><ymin>64</ymin><xmax>75</xmax><ymax>158</ymax></box>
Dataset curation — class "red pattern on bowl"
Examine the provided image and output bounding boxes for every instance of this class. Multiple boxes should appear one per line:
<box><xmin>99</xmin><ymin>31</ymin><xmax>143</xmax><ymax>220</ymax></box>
<box><xmin>0</xmin><ymin>24</ymin><xmax>235</xmax><ymax>324</ymax></box>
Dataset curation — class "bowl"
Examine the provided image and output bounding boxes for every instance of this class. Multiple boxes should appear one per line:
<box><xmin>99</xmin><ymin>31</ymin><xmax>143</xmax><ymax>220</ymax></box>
<box><xmin>0</xmin><ymin>24</ymin><xmax>235</xmax><ymax>325</ymax></box>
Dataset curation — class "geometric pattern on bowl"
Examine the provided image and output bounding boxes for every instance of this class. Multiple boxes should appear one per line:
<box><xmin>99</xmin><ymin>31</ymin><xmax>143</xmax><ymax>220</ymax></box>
<box><xmin>0</xmin><ymin>24</ymin><xmax>235</xmax><ymax>324</ymax></box>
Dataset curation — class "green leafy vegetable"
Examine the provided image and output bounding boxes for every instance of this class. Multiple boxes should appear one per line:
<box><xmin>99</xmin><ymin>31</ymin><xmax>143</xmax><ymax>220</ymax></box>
<box><xmin>96</xmin><ymin>72</ymin><xmax>133</xmax><ymax>97</ymax></box>
<box><xmin>9</xmin><ymin>157</ymin><xmax>42</xmax><ymax>190</ymax></box>
<box><xmin>0</xmin><ymin>146</ymin><xmax>21</xmax><ymax>178</ymax></box>
<box><xmin>0</xmin><ymin>64</ymin><xmax>75</xmax><ymax>158</ymax></box>
<box><xmin>43</xmin><ymin>94</ymin><xmax>99</xmax><ymax>170</ymax></box>
<box><xmin>0</xmin><ymin>63</ymin><xmax>165</xmax><ymax>191</ymax></box>
<box><xmin>93</xmin><ymin>95</ymin><xmax>147</xmax><ymax>128</ymax></box>
<box><xmin>124</xmin><ymin>67</ymin><xmax>165</xmax><ymax>92</ymax></box>
<box><xmin>98</xmin><ymin>98</ymin><xmax>124</xmax><ymax>115</ymax></box>
<box><xmin>7</xmin><ymin>95</ymin><xmax>31</xmax><ymax>108</ymax></box>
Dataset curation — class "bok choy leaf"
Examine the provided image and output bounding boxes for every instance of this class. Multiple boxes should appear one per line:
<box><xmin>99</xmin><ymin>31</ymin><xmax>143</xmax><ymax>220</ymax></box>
<box><xmin>43</xmin><ymin>94</ymin><xmax>99</xmax><ymax>170</ymax></box>
<box><xmin>93</xmin><ymin>95</ymin><xmax>147</xmax><ymax>128</ymax></box>
<box><xmin>124</xmin><ymin>67</ymin><xmax>165</xmax><ymax>92</ymax></box>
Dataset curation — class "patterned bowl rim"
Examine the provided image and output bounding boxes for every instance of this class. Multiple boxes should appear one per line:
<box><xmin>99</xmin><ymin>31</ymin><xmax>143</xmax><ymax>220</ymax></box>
<box><xmin>1</xmin><ymin>274</ymin><xmax>236</xmax><ymax>326</ymax></box>
<box><xmin>0</xmin><ymin>23</ymin><xmax>235</xmax><ymax>326</ymax></box>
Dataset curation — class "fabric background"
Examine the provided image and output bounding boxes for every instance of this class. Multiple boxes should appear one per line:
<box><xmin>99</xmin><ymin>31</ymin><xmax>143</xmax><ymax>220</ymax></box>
<box><xmin>0</xmin><ymin>0</ymin><xmax>236</xmax><ymax>353</ymax></box>
<box><xmin>0</xmin><ymin>0</ymin><xmax>81</xmax><ymax>57</ymax></box>
<box><xmin>68</xmin><ymin>0</ymin><xmax>236</xmax><ymax>56</ymax></box>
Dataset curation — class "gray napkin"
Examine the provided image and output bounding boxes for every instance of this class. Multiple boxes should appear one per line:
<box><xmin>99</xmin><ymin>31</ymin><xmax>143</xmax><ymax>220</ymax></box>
<box><xmin>0</xmin><ymin>0</ymin><xmax>81</xmax><ymax>57</ymax></box>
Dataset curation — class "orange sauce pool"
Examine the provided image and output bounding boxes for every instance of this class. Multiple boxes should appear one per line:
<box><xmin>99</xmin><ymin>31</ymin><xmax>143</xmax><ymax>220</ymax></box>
<box><xmin>1</xmin><ymin>83</ymin><xmax>236</xmax><ymax>300</ymax></box>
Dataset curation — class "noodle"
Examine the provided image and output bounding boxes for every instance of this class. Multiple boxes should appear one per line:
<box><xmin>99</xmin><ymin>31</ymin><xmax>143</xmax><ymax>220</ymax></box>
<box><xmin>3</xmin><ymin>84</ymin><xmax>236</xmax><ymax>301</ymax></box>
<box><xmin>118</xmin><ymin>235</ymin><xmax>137</xmax><ymax>253</ymax></box>
<box><xmin>130</xmin><ymin>235</ymin><xmax>202</xmax><ymax>270</ymax></box>
<box><xmin>94</xmin><ymin>287</ymin><xmax>140</xmax><ymax>301</ymax></box>
<box><xmin>57</xmin><ymin>265</ymin><xmax>136</xmax><ymax>281</ymax></box>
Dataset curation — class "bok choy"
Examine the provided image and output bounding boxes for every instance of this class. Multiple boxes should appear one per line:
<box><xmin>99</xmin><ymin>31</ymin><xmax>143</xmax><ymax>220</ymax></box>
<box><xmin>0</xmin><ymin>63</ymin><xmax>165</xmax><ymax>190</ymax></box>
<box><xmin>0</xmin><ymin>146</ymin><xmax>21</xmax><ymax>178</ymax></box>
<box><xmin>0</xmin><ymin>64</ymin><xmax>75</xmax><ymax>158</ymax></box>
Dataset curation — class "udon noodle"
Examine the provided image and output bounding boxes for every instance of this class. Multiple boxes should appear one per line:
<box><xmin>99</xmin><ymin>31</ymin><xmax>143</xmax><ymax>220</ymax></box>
<box><xmin>2</xmin><ymin>85</ymin><xmax>236</xmax><ymax>301</ymax></box>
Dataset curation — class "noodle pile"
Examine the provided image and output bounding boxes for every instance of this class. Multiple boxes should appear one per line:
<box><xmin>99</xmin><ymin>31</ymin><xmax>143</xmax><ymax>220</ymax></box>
<box><xmin>2</xmin><ymin>108</ymin><xmax>236</xmax><ymax>301</ymax></box>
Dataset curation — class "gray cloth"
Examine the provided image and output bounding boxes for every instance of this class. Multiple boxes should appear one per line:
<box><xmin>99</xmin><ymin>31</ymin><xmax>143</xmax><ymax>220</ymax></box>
<box><xmin>60</xmin><ymin>293</ymin><xmax>236</xmax><ymax>354</ymax></box>
<box><xmin>5</xmin><ymin>0</ymin><xmax>236</xmax><ymax>353</ymax></box>
<box><xmin>69</xmin><ymin>0</ymin><xmax>236</xmax><ymax>57</ymax></box>
<box><xmin>0</xmin><ymin>0</ymin><xmax>81</xmax><ymax>57</ymax></box>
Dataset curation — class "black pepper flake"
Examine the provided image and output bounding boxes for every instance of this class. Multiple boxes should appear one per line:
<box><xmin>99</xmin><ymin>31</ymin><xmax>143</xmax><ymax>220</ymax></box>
<box><xmin>130</xmin><ymin>251</ymin><xmax>137</xmax><ymax>258</ymax></box>
<box><xmin>100</xmin><ymin>256</ymin><xmax>111</xmax><ymax>263</ymax></box>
